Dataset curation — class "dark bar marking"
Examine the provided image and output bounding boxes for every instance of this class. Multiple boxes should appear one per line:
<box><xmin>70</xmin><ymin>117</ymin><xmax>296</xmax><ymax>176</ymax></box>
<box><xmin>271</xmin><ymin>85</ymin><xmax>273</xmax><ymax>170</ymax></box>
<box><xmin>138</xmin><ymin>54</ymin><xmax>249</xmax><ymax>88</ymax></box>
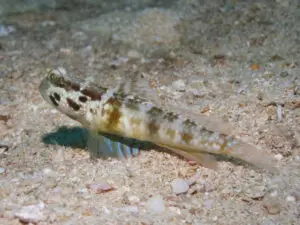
<box><xmin>166</xmin><ymin>128</ymin><xmax>176</xmax><ymax>139</ymax></box>
<box><xmin>148</xmin><ymin>121</ymin><xmax>160</xmax><ymax>136</ymax></box>
<box><xmin>181</xmin><ymin>132</ymin><xmax>193</xmax><ymax>144</ymax></box>
<box><xmin>49</xmin><ymin>95</ymin><xmax>59</xmax><ymax>107</ymax></box>
<box><xmin>79</xmin><ymin>96</ymin><xmax>88</xmax><ymax>103</ymax></box>
<box><xmin>81</xmin><ymin>88</ymin><xmax>102</xmax><ymax>101</ymax></box>
<box><xmin>53</xmin><ymin>92</ymin><xmax>61</xmax><ymax>101</ymax></box>
<box><xmin>106</xmin><ymin>98</ymin><xmax>122</xmax><ymax>130</ymax></box>
<box><xmin>66</xmin><ymin>98</ymin><xmax>81</xmax><ymax>111</ymax></box>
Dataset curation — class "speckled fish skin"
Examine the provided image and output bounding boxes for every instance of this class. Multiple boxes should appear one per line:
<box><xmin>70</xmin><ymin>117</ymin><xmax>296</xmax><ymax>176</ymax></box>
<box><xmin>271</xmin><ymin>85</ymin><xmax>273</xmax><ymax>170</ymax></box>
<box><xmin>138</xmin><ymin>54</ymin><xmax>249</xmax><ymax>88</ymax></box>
<box><xmin>39</xmin><ymin>67</ymin><xmax>275</xmax><ymax>171</ymax></box>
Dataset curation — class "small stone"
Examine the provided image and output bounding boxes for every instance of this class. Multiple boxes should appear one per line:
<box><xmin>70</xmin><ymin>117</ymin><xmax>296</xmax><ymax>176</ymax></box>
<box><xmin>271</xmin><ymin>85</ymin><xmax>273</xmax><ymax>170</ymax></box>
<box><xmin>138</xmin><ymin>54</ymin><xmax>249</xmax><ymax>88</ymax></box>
<box><xmin>286</xmin><ymin>195</ymin><xmax>296</xmax><ymax>202</ymax></box>
<box><xmin>172</xmin><ymin>79</ymin><xmax>186</xmax><ymax>91</ymax></box>
<box><xmin>0</xmin><ymin>24</ymin><xmax>15</xmax><ymax>36</ymax></box>
<box><xmin>43</xmin><ymin>167</ymin><xmax>57</xmax><ymax>177</ymax></box>
<box><xmin>171</xmin><ymin>178</ymin><xmax>189</xmax><ymax>195</ymax></box>
<box><xmin>102</xmin><ymin>206</ymin><xmax>111</xmax><ymax>214</ymax></box>
<box><xmin>128</xmin><ymin>195</ymin><xmax>140</xmax><ymax>204</ymax></box>
<box><xmin>122</xmin><ymin>206</ymin><xmax>139</xmax><ymax>213</ymax></box>
<box><xmin>274</xmin><ymin>154</ymin><xmax>283</xmax><ymax>161</ymax></box>
<box><xmin>127</xmin><ymin>50</ymin><xmax>141</xmax><ymax>59</ymax></box>
<box><xmin>59</xmin><ymin>48</ymin><xmax>73</xmax><ymax>55</ymax></box>
<box><xmin>280</xmin><ymin>71</ymin><xmax>289</xmax><ymax>77</ymax></box>
<box><xmin>276</xmin><ymin>104</ymin><xmax>284</xmax><ymax>122</ymax></box>
<box><xmin>0</xmin><ymin>167</ymin><xmax>5</xmax><ymax>174</ymax></box>
<box><xmin>263</xmin><ymin>196</ymin><xmax>281</xmax><ymax>215</ymax></box>
<box><xmin>212</xmin><ymin>216</ymin><xmax>218</xmax><ymax>221</ymax></box>
<box><xmin>145</xmin><ymin>195</ymin><xmax>165</xmax><ymax>213</ymax></box>
<box><xmin>14</xmin><ymin>203</ymin><xmax>45</xmax><ymax>224</ymax></box>
<box><xmin>86</xmin><ymin>182</ymin><xmax>116</xmax><ymax>194</ymax></box>
<box><xmin>40</xmin><ymin>20</ymin><xmax>56</xmax><ymax>27</ymax></box>
<box><xmin>53</xmin><ymin>148</ymin><xmax>65</xmax><ymax>162</ymax></box>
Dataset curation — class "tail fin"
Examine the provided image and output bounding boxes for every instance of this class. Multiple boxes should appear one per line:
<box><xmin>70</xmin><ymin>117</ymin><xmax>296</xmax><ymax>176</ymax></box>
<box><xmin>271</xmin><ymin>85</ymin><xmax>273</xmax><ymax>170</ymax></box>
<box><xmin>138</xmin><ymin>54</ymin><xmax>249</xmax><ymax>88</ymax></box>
<box><xmin>228</xmin><ymin>140</ymin><xmax>278</xmax><ymax>173</ymax></box>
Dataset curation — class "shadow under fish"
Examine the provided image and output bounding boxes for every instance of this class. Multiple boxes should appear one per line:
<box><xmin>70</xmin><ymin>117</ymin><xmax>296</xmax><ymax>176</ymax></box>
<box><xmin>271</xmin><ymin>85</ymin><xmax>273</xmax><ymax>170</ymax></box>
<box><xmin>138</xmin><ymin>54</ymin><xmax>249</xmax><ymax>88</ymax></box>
<box><xmin>42</xmin><ymin>126</ymin><xmax>154</xmax><ymax>159</ymax></box>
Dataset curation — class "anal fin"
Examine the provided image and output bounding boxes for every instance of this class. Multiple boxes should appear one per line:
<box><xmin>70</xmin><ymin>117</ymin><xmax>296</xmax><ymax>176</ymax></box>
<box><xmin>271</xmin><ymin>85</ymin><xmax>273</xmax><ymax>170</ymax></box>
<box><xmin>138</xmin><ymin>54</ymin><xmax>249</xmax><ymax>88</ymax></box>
<box><xmin>157</xmin><ymin>144</ymin><xmax>218</xmax><ymax>169</ymax></box>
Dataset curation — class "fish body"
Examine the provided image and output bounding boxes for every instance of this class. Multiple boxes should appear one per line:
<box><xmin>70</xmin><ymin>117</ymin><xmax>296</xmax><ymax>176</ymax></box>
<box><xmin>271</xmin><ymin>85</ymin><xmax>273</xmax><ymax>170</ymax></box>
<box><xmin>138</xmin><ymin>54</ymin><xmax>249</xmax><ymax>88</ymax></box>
<box><xmin>39</xmin><ymin>67</ymin><xmax>275</xmax><ymax>171</ymax></box>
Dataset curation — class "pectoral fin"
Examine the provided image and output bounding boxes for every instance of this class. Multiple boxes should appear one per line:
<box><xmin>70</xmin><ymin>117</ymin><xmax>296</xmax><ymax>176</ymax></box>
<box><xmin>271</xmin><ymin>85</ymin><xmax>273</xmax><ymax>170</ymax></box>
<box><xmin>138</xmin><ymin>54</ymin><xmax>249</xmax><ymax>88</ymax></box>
<box><xmin>87</xmin><ymin>131</ymin><xmax>140</xmax><ymax>159</ymax></box>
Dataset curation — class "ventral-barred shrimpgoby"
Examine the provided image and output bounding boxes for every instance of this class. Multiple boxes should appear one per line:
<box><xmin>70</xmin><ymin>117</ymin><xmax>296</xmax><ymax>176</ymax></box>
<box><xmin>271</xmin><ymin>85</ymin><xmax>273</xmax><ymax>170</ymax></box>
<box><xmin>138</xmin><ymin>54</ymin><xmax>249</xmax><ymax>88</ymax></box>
<box><xmin>39</xmin><ymin>67</ymin><xmax>276</xmax><ymax>172</ymax></box>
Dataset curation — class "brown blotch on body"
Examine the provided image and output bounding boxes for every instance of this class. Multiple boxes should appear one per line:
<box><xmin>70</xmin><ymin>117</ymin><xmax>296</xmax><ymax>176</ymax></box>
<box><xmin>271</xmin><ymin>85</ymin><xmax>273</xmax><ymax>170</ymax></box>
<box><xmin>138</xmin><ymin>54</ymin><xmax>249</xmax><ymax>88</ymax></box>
<box><xmin>130</xmin><ymin>118</ymin><xmax>141</xmax><ymax>126</ymax></box>
<box><xmin>166</xmin><ymin>128</ymin><xmax>176</xmax><ymax>140</ymax></box>
<box><xmin>68</xmin><ymin>82</ymin><xmax>81</xmax><ymax>91</ymax></box>
<box><xmin>219</xmin><ymin>139</ymin><xmax>233</xmax><ymax>155</ymax></box>
<box><xmin>106</xmin><ymin>98</ymin><xmax>122</xmax><ymax>130</ymax></box>
<box><xmin>66</xmin><ymin>98</ymin><xmax>81</xmax><ymax>111</ymax></box>
<box><xmin>148</xmin><ymin>121</ymin><xmax>160</xmax><ymax>136</ymax></box>
<box><xmin>81</xmin><ymin>88</ymin><xmax>102</xmax><ymax>101</ymax></box>
<box><xmin>220</xmin><ymin>145</ymin><xmax>232</xmax><ymax>155</ymax></box>
<box><xmin>181</xmin><ymin>132</ymin><xmax>193</xmax><ymax>144</ymax></box>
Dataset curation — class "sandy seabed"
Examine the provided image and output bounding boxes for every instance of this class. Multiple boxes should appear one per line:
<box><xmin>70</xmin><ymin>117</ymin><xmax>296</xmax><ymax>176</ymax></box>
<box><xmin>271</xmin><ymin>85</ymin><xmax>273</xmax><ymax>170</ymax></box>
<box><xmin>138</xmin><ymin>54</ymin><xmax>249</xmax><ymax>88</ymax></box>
<box><xmin>0</xmin><ymin>0</ymin><xmax>299</xmax><ymax>224</ymax></box>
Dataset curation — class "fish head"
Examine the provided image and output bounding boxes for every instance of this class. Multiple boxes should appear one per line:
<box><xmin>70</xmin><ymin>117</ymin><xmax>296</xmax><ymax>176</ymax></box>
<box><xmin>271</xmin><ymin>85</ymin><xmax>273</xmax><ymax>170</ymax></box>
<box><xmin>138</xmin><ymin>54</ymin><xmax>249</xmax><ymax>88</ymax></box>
<box><xmin>39</xmin><ymin>67</ymin><xmax>105</xmax><ymax>126</ymax></box>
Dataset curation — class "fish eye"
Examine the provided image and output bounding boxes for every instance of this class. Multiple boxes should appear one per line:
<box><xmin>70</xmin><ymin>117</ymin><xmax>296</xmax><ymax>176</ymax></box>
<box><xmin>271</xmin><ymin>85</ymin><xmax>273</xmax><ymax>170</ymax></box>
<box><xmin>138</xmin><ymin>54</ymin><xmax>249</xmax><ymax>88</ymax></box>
<box><xmin>47</xmin><ymin>70</ymin><xmax>65</xmax><ymax>86</ymax></box>
<box><xmin>47</xmin><ymin>68</ymin><xmax>67</xmax><ymax>84</ymax></box>
<box><xmin>47</xmin><ymin>70</ymin><xmax>58</xmax><ymax>81</ymax></box>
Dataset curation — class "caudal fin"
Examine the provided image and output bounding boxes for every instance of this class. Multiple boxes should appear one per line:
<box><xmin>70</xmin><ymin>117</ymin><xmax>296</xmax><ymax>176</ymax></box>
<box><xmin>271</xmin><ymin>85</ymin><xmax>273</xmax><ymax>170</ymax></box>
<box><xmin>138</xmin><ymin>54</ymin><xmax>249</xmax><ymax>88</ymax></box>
<box><xmin>229</xmin><ymin>140</ymin><xmax>278</xmax><ymax>173</ymax></box>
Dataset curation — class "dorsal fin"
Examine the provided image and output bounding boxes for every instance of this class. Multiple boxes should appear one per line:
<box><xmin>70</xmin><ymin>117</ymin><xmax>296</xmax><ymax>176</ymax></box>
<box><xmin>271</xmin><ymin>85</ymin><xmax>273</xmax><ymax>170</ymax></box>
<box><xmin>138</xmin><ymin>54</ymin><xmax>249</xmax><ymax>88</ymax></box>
<box><xmin>117</xmin><ymin>72</ymin><xmax>162</xmax><ymax>106</ymax></box>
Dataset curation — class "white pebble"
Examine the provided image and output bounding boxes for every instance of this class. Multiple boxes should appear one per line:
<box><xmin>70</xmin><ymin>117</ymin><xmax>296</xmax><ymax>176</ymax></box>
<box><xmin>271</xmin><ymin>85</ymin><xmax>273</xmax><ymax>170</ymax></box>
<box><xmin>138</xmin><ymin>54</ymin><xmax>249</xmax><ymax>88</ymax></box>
<box><xmin>171</xmin><ymin>179</ymin><xmax>189</xmax><ymax>194</ymax></box>
<box><xmin>14</xmin><ymin>203</ymin><xmax>45</xmax><ymax>224</ymax></box>
<box><xmin>274</xmin><ymin>154</ymin><xmax>283</xmax><ymax>161</ymax></box>
<box><xmin>212</xmin><ymin>216</ymin><xmax>218</xmax><ymax>221</ymax></box>
<box><xmin>128</xmin><ymin>195</ymin><xmax>140</xmax><ymax>204</ymax></box>
<box><xmin>53</xmin><ymin>148</ymin><xmax>65</xmax><ymax>162</ymax></box>
<box><xmin>172</xmin><ymin>79</ymin><xmax>186</xmax><ymax>91</ymax></box>
<box><xmin>145</xmin><ymin>195</ymin><xmax>165</xmax><ymax>213</ymax></box>
<box><xmin>286</xmin><ymin>195</ymin><xmax>296</xmax><ymax>202</ymax></box>
<box><xmin>102</xmin><ymin>206</ymin><xmax>111</xmax><ymax>214</ymax></box>
<box><xmin>127</xmin><ymin>50</ymin><xmax>141</xmax><ymax>59</ymax></box>
<box><xmin>270</xmin><ymin>190</ymin><xmax>279</xmax><ymax>197</ymax></box>
<box><xmin>121</xmin><ymin>206</ymin><xmax>139</xmax><ymax>213</ymax></box>
<box><xmin>0</xmin><ymin>24</ymin><xmax>15</xmax><ymax>36</ymax></box>
<box><xmin>0</xmin><ymin>167</ymin><xmax>5</xmax><ymax>174</ymax></box>
<box><xmin>43</xmin><ymin>167</ymin><xmax>56</xmax><ymax>177</ymax></box>
<box><xmin>276</xmin><ymin>104</ymin><xmax>283</xmax><ymax>122</ymax></box>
